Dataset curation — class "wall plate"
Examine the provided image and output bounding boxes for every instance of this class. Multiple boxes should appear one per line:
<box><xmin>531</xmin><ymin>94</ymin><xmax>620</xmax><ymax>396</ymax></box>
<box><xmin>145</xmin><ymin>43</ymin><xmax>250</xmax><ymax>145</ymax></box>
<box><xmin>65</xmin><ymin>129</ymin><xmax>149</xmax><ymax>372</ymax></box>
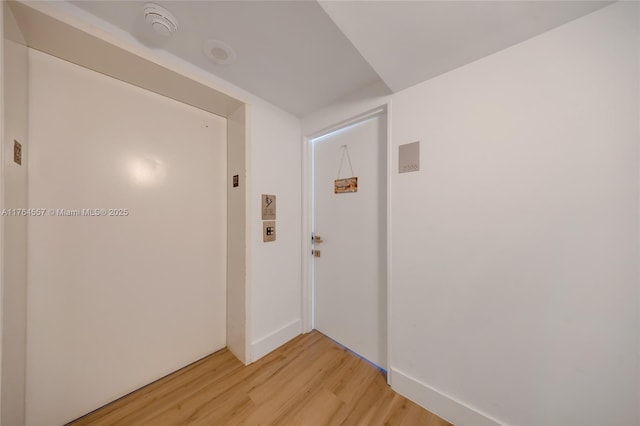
<box><xmin>399</xmin><ymin>141</ymin><xmax>419</xmax><ymax>173</ymax></box>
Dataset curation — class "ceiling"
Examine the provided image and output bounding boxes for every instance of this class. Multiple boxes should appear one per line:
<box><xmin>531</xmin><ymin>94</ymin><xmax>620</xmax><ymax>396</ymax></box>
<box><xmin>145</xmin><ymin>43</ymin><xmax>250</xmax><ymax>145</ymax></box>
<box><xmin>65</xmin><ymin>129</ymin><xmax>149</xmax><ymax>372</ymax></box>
<box><xmin>68</xmin><ymin>0</ymin><xmax>612</xmax><ymax>118</ymax></box>
<box><xmin>320</xmin><ymin>1</ymin><xmax>613</xmax><ymax>93</ymax></box>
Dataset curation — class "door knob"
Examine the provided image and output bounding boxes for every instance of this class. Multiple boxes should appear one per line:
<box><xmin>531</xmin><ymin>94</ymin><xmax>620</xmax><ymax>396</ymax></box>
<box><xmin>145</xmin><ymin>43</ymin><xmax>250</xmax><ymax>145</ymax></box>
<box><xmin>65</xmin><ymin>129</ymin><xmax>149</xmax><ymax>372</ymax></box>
<box><xmin>313</xmin><ymin>235</ymin><xmax>323</xmax><ymax>244</ymax></box>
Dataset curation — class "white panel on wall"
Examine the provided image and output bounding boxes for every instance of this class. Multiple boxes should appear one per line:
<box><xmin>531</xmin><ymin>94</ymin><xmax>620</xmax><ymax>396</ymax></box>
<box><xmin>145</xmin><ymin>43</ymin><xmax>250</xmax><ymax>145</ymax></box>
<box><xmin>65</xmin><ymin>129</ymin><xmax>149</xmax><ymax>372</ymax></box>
<box><xmin>26</xmin><ymin>49</ymin><xmax>227</xmax><ymax>425</ymax></box>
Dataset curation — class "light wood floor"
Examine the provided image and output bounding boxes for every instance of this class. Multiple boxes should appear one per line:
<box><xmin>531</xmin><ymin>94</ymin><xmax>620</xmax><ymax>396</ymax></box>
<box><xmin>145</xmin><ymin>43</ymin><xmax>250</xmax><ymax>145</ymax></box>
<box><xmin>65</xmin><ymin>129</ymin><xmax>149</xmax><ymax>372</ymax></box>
<box><xmin>70</xmin><ymin>331</ymin><xmax>451</xmax><ymax>425</ymax></box>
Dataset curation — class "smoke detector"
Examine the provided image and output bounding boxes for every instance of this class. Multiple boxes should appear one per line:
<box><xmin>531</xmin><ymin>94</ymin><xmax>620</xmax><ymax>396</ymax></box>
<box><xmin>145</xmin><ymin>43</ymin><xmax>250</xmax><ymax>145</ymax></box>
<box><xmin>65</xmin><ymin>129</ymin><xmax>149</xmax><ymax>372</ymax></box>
<box><xmin>143</xmin><ymin>3</ymin><xmax>178</xmax><ymax>37</ymax></box>
<box><xmin>203</xmin><ymin>39</ymin><xmax>237</xmax><ymax>65</ymax></box>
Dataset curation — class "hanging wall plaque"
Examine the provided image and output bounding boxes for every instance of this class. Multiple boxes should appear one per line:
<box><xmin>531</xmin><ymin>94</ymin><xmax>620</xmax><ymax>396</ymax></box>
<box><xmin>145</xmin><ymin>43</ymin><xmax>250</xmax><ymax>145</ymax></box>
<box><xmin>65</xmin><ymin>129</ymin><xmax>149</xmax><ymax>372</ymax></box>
<box><xmin>334</xmin><ymin>177</ymin><xmax>358</xmax><ymax>193</ymax></box>
<box><xmin>334</xmin><ymin>145</ymin><xmax>357</xmax><ymax>193</ymax></box>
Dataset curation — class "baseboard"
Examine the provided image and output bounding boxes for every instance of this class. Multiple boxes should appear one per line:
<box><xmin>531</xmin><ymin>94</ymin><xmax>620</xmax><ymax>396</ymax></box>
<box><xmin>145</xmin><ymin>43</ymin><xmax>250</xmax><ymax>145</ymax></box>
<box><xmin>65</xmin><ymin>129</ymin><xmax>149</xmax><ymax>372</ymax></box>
<box><xmin>251</xmin><ymin>319</ymin><xmax>301</xmax><ymax>362</ymax></box>
<box><xmin>391</xmin><ymin>368</ymin><xmax>504</xmax><ymax>426</ymax></box>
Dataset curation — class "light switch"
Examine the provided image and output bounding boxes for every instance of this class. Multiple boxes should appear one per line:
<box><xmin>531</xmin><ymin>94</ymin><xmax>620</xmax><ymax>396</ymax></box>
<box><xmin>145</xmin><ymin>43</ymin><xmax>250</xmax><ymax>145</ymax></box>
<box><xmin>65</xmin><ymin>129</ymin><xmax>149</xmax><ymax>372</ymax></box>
<box><xmin>263</xmin><ymin>221</ymin><xmax>276</xmax><ymax>242</ymax></box>
<box><xmin>399</xmin><ymin>141</ymin><xmax>419</xmax><ymax>173</ymax></box>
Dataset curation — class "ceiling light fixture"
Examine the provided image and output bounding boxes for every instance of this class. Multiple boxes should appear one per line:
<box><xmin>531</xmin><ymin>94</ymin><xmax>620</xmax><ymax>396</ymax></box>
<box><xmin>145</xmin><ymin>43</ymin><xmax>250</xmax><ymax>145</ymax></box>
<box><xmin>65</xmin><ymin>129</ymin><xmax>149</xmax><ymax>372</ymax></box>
<box><xmin>143</xmin><ymin>3</ymin><xmax>178</xmax><ymax>37</ymax></box>
<box><xmin>203</xmin><ymin>39</ymin><xmax>237</xmax><ymax>65</ymax></box>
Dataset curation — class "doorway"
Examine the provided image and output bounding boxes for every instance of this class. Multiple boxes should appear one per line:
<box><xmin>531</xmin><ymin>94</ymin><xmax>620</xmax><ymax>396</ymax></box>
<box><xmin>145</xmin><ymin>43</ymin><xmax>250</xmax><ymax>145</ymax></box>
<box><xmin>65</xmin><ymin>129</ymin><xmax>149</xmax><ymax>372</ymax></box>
<box><xmin>310</xmin><ymin>110</ymin><xmax>388</xmax><ymax>369</ymax></box>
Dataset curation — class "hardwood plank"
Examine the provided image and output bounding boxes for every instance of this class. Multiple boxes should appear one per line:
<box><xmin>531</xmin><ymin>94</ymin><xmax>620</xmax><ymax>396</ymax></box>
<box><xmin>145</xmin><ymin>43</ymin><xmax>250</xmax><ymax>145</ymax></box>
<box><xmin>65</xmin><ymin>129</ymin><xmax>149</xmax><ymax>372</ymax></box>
<box><xmin>69</xmin><ymin>331</ymin><xmax>452</xmax><ymax>426</ymax></box>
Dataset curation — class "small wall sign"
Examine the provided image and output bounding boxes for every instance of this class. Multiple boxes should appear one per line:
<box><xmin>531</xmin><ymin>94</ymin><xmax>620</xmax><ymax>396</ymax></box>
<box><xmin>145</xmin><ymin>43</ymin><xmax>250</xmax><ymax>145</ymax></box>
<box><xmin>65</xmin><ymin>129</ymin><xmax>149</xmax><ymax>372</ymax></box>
<box><xmin>261</xmin><ymin>194</ymin><xmax>276</xmax><ymax>220</ymax></box>
<box><xmin>399</xmin><ymin>141</ymin><xmax>420</xmax><ymax>173</ymax></box>
<box><xmin>334</xmin><ymin>177</ymin><xmax>358</xmax><ymax>193</ymax></box>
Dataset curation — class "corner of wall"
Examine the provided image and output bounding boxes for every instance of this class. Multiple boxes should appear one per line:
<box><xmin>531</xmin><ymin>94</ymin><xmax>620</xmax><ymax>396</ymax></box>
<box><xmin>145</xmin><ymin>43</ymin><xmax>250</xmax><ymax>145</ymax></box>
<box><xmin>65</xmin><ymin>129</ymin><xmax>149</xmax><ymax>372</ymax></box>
<box><xmin>227</xmin><ymin>103</ymin><xmax>249</xmax><ymax>365</ymax></box>
<box><xmin>250</xmin><ymin>319</ymin><xmax>301</xmax><ymax>362</ymax></box>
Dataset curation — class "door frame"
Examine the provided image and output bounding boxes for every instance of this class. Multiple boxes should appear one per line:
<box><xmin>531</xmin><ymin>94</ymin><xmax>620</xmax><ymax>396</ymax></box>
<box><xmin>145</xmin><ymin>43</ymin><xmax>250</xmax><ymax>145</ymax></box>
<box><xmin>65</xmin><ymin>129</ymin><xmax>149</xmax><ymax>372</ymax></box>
<box><xmin>301</xmin><ymin>103</ymin><xmax>393</xmax><ymax>382</ymax></box>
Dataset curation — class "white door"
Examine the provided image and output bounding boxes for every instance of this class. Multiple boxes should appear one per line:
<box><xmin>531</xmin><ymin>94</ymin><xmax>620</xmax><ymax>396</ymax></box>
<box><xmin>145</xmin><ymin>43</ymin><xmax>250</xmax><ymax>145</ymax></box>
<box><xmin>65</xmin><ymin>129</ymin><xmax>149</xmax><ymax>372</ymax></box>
<box><xmin>312</xmin><ymin>113</ymin><xmax>387</xmax><ymax>368</ymax></box>
<box><xmin>27</xmin><ymin>50</ymin><xmax>227</xmax><ymax>425</ymax></box>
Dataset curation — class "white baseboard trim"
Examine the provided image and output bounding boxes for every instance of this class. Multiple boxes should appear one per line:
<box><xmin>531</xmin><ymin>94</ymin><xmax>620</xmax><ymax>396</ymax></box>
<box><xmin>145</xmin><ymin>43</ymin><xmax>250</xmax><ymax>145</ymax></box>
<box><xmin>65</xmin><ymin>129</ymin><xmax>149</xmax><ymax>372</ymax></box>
<box><xmin>391</xmin><ymin>368</ymin><xmax>504</xmax><ymax>426</ymax></box>
<box><xmin>250</xmin><ymin>319</ymin><xmax>302</xmax><ymax>362</ymax></box>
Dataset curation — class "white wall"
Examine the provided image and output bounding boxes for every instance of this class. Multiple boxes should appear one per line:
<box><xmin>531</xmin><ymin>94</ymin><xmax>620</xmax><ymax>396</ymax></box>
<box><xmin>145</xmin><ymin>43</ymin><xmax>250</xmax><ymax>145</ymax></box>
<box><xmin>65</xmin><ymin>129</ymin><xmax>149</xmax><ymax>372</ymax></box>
<box><xmin>303</xmin><ymin>2</ymin><xmax>639</xmax><ymax>425</ymax></box>
<box><xmin>249</xmin><ymin>98</ymin><xmax>302</xmax><ymax>361</ymax></box>
<box><xmin>1</xmin><ymin>3</ymin><xmax>28</xmax><ymax>425</ymax></box>
<box><xmin>26</xmin><ymin>49</ymin><xmax>228</xmax><ymax>425</ymax></box>
<box><xmin>390</xmin><ymin>2</ymin><xmax>639</xmax><ymax>424</ymax></box>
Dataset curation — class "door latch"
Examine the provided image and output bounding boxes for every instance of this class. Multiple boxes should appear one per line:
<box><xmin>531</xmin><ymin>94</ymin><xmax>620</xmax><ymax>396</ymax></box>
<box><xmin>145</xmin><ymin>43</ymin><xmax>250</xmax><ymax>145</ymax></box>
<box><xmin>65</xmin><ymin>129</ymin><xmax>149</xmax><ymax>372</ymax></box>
<box><xmin>312</xmin><ymin>250</ymin><xmax>321</xmax><ymax>258</ymax></box>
